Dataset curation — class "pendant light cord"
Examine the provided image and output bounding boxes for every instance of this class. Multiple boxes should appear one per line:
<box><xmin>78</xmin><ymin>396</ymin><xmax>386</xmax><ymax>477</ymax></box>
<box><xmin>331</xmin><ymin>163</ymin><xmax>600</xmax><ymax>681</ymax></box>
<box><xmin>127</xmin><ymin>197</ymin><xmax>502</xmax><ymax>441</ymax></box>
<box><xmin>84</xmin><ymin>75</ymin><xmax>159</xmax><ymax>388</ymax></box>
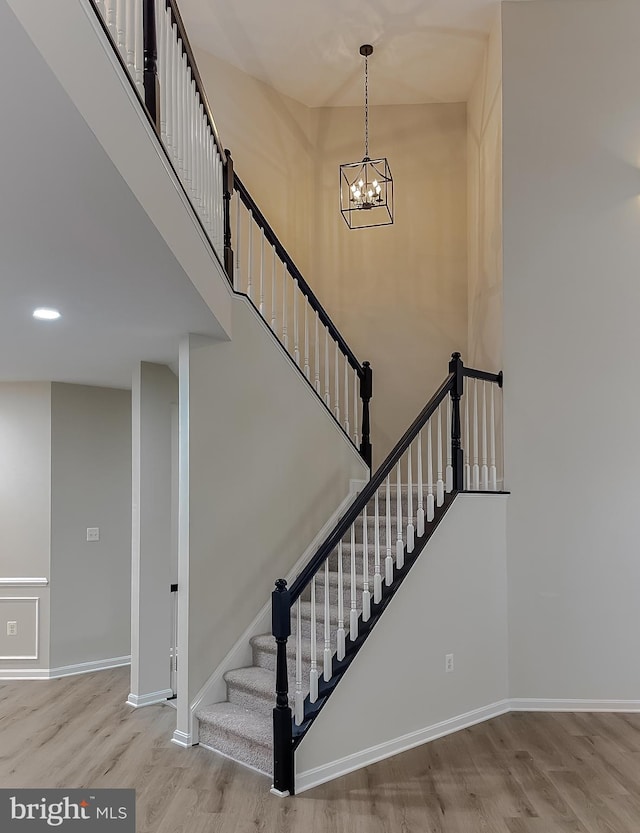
<box><xmin>364</xmin><ymin>53</ymin><xmax>369</xmax><ymax>159</ymax></box>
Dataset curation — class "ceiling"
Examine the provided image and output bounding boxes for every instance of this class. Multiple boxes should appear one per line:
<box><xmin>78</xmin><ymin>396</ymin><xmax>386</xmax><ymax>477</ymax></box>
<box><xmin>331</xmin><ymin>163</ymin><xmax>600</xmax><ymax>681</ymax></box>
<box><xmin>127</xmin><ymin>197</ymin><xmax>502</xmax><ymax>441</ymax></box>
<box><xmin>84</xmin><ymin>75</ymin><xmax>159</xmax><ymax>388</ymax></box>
<box><xmin>0</xmin><ymin>0</ymin><xmax>224</xmax><ymax>389</ymax></box>
<box><xmin>179</xmin><ymin>0</ymin><xmax>504</xmax><ymax>107</ymax></box>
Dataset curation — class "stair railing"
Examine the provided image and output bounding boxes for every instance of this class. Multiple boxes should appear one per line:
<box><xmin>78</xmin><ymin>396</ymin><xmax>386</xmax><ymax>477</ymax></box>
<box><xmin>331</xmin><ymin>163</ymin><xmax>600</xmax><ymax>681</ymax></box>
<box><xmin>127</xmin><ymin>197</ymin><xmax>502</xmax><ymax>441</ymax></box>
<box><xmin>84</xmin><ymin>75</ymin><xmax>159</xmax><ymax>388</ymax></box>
<box><xmin>92</xmin><ymin>0</ymin><xmax>229</xmax><ymax>273</ymax></box>
<box><xmin>231</xmin><ymin>175</ymin><xmax>372</xmax><ymax>463</ymax></box>
<box><xmin>270</xmin><ymin>353</ymin><xmax>503</xmax><ymax>795</ymax></box>
<box><xmin>90</xmin><ymin>0</ymin><xmax>373</xmax><ymax>466</ymax></box>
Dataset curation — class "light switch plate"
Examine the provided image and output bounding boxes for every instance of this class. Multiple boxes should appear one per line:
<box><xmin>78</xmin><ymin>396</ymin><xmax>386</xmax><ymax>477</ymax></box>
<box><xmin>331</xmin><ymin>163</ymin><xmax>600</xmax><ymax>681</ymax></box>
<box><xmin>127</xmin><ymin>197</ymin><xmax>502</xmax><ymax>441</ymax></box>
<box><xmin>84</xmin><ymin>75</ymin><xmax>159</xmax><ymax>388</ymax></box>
<box><xmin>87</xmin><ymin>528</ymin><xmax>100</xmax><ymax>542</ymax></box>
<box><xmin>7</xmin><ymin>621</ymin><xmax>17</xmax><ymax>636</ymax></box>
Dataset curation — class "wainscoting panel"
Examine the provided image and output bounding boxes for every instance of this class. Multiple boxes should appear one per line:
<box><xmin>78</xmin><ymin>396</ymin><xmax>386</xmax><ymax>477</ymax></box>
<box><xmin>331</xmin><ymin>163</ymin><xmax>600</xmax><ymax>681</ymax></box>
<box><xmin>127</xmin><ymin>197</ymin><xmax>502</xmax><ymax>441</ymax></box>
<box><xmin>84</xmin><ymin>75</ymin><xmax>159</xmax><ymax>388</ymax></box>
<box><xmin>0</xmin><ymin>597</ymin><xmax>39</xmax><ymax>659</ymax></box>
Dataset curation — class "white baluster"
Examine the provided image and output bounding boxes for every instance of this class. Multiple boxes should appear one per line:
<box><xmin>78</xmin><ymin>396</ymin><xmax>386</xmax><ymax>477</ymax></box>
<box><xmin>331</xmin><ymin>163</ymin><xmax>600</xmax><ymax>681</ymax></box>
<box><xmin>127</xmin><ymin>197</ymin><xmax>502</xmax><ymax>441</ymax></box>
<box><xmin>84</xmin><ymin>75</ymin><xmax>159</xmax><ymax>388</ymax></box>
<box><xmin>96</xmin><ymin>0</ymin><xmax>106</xmax><ymax>20</ymax></box>
<box><xmin>334</xmin><ymin>342</ymin><xmax>340</xmax><ymax>422</ymax></box>
<box><xmin>170</xmin><ymin>27</ymin><xmax>179</xmax><ymax>164</ymax></box>
<box><xmin>293</xmin><ymin>280</ymin><xmax>300</xmax><ymax>366</ymax></box>
<box><xmin>446</xmin><ymin>396</ymin><xmax>454</xmax><ymax>493</ymax></box>
<box><xmin>324</xmin><ymin>328</ymin><xmax>331</xmax><ymax>407</ymax></box>
<box><xmin>314</xmin><ymin>312</ymin><xmax>321</xmax><ymax>395</ymax></box>
<box><xmin>473</xmin><ymin>380</ymin><xmax>480</xmax><ymax>490</ymax></box>
<box><xmin>259</xmin><ymin>230</ymin><xmax>265</xmax><ymax>315</ymax></box>
<box><xmin>126</xmin><ymin>0</ymin><xmax>135</xmax><ymax>79</ymax></box>
<box><xmin>481</xmin><ymin>381</ymin><xmax>489</xmax><ymax>490</ymax></box>
<box><xmin>135</xmin><ymin>0</ymin><xmax>143</xmax><ymax>90</ymax></box>
<box><xmin>271</xmin><ymin>245</ymin><xmax>277</xmax><ymax>331</ymax></box>
<box><xmin>247</xmin><ymin>213</ymin><xmax>253</xmax><ymax>301</ymax></box>
<box><xmin>396</xmin><ymin>462</ymin><xmax>404</xmax><ymax>569</ymax></box>
<box><xmin>105</xmin><ymin>0</ymin><xmax>117</xmax><ymax>39</ymax></box>
<box><xmin>350</xmin><ymin>524</ymin><xmax>358</xmax><ymax>641</ymax></box>
<box><xmin>115</xmin><ymin>0</ymin><xmax>125</xmax><ymax>53</ymax></box>
<box><xmin>323</xmin><ymin>560</ymin><xmax>332</xmax><ymax>682</ymax></box>
<box><xmin>353</xmin><ymin>368</ymin><xmax>359</xmax><ymax>446</ymax></box>
<box><xmin>407</xmin><ymin>444</ymin><xmax>415</xmax><ymax>553</ymax></box>
<box><xmin>309</xmin><ymin>577</ymin><xmax>318</xmax><ymax>703</ymax></box>
<box><xmin>234</xmin><ymin>197</ymin><xmax>241</xmax><ymax>292</ymax></box>
<box><xmin>374</xmin><ymin>490</ymin><xmax>382</xmax><ymax>604</ymax></box>
<box><xmin>464</xmin><ymin>387</ymin><xmax>471</xmax><ymax>490</ymax></box>
<box><xmin>337</xmin><ymin>541</ymin><xmax>346</xmax><ymax>661</ymax></box>
<box><xmin>362</xmin><ymin>506</ymin><xmax>371</xmax><ymax>622</ymax></box>
<box><xmin>416</xmin><ymin>430</ymin><xmax>425</xmax><ymax>537</ymax></box>
<box><xmin>385</xmin><ymin>476</ymin><xmax>393</xmax><ymax>585</ymax></box>
<box><xmin>344</xmin><ymin>357</ymin><xmax>350</xmax><ymax>437</ymax></box>
<box><xmin>426</xmin><ymin>420</ymin><xmax>435</xmax><ymax>522</ymax></box>
<box><xmin>282</xmin><ymin>264</ymin><xmax>288</xmax><ymax>351</ymax></box>
<box><xmin>436</xmin><ymin>404</ymin><xmax>445</xmax><ymax>507</ymax></box>
<box><xmin>295</xmin><ymin>600</ymin><xmax>303</xmax><ymax>724</ymax></box>
<box><xmin>303</xmin><ymin>302</ymin><xmax>310</xmax><ymax>380</ymax></box>
<box><xmin>489</xmin><ymin>383</ymin><xmax>498</xmax><ymax>491</ymax></box>
<box><xmin>156</xmin><ymin>2</ymin><xmax>166</xmax><ymax>141</ymax></box>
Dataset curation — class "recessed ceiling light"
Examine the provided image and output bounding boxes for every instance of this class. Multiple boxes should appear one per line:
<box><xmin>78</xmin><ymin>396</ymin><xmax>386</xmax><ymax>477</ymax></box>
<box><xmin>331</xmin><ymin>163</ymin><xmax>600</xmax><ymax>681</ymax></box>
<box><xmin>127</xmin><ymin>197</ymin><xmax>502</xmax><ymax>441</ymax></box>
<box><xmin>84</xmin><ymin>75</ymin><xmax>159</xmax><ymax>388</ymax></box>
<box><xmin>33</xmin><ymin>308</ymin><xmax>61</xmax><ymax>321</ymax></box>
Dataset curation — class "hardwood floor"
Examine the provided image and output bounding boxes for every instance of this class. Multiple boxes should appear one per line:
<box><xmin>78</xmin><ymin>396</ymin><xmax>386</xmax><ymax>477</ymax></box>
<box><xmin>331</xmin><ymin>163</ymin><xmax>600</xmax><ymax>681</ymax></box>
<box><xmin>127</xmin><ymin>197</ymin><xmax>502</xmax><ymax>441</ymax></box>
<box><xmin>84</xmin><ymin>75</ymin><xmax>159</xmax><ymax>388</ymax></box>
<box><xmin>2</xmin><ymin>668</ymin><xmax>640</xmax><ymax>832</ymax></box>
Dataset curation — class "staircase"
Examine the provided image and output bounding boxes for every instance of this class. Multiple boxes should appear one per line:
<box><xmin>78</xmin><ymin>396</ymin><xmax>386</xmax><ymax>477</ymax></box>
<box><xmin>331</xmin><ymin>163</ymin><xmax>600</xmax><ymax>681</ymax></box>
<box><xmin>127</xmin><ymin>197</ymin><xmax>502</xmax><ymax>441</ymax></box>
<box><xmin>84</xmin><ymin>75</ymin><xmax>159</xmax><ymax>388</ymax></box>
<box><xmin>85</xmin><ymin>0</ymin><xmax>505</xmax><ymax>796</ymax></box>
<box><xmin>195</xmin><ymin>489</ymin><xmax>410</xmax><ymax>774</ymax></box>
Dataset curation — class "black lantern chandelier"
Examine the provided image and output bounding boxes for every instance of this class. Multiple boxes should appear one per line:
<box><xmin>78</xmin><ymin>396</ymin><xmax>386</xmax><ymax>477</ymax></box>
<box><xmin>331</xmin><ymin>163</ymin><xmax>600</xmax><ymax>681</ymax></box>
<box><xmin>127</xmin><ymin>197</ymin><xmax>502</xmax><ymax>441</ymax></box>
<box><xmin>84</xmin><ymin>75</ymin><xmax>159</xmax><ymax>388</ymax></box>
<box><xmin>340</xmin><ymin>44</ymin><xmax>394</xmax><ymax>229</ymax></box>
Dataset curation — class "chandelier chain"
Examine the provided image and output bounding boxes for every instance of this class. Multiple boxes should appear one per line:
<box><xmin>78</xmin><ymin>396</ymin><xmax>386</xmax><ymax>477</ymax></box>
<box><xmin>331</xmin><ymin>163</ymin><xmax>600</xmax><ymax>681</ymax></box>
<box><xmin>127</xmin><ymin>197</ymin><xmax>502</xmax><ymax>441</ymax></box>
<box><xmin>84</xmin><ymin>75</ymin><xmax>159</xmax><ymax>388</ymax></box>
<box><xmin>364</xmin><ymin>54</ymin><xmax>369</xmax><ymax>159</ymax></box>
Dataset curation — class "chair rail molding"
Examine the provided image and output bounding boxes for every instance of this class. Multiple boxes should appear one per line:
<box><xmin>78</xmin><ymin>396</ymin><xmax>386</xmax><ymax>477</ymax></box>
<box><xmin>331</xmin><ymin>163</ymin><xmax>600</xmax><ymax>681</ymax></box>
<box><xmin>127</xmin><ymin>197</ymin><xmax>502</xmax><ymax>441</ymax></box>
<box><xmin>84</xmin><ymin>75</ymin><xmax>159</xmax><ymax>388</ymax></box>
<box><xmin>0</xmin><ymin>578</ymin><xmax>49</xmax><ymax>586</ymax></box>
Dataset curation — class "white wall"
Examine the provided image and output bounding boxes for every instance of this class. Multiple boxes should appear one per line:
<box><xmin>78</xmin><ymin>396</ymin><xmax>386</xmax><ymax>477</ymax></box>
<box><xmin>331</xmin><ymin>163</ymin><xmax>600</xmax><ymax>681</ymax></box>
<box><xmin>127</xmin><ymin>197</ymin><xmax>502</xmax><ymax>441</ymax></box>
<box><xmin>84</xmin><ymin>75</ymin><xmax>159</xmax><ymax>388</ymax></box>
<box><xmin>179</xmin><ymin>296</ymin><xmax>369</xmax><ymax>733</ymax></box>
<box><xmin>296</xmin><ymin>495</ymin><xmax>508</xmax><ymax>791</ymax></box>
<box><xmin>0</xmin><ymin>382</ymin><xmax>51</xmax><ymax>671</ymax></box>
<box><xmin>49</xmin><ymin>383</ymin><xmax>131</xmax><ymax>670</ymax></box>
<box><xmin>503</xmin><ymin>0</ymin><xmax>640</xmax><ymax>700</ymax></box>
<box><xmin>130</xmin><ymin>363</ymin><xmax>177</xmax><ymax>705</ymax></box>
<box><xmin>468</xmin><ymin>14</ymin><xmax>502</xmax><ymax>372</ymax></box>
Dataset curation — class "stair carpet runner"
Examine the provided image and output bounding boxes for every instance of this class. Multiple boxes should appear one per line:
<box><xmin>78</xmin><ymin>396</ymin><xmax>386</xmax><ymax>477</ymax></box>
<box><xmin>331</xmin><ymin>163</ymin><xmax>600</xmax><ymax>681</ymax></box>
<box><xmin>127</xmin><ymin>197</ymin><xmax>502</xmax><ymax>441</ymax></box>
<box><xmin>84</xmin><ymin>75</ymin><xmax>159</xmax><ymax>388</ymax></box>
<box><xmin>196</xmin><ymin>485</ymin><xmax>412</xmax><ymax>774</ymax></box>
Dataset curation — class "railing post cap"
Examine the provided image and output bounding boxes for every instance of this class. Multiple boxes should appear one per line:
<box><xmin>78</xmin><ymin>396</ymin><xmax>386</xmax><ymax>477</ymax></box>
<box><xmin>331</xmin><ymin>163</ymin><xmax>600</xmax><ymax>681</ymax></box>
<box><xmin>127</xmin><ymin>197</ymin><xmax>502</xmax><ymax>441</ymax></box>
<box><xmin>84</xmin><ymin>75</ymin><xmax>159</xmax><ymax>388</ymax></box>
<box><xmin>275</xmin><ymin>578</ymin><xmax>287</xmax><ymax>592</ymax></box>
<box><xmin>451</xmin><ymin>352</ymin><xmax>462</xmax><ymax>360</ymax></box>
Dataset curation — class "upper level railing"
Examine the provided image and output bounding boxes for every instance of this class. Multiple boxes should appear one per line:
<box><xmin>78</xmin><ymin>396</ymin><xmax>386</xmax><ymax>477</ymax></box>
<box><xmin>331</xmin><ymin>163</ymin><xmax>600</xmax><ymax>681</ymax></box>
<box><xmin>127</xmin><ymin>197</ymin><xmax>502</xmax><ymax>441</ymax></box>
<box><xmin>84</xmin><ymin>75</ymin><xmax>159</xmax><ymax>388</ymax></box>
<box><xmin>89</xmin><ymin>0</ymin><xmax>372</xmax><ymax>466</ymax></box>
<box><xmin>270</xmin><ymin>353</ymin><xmax>504</xmax><ymax>794</ymax></box>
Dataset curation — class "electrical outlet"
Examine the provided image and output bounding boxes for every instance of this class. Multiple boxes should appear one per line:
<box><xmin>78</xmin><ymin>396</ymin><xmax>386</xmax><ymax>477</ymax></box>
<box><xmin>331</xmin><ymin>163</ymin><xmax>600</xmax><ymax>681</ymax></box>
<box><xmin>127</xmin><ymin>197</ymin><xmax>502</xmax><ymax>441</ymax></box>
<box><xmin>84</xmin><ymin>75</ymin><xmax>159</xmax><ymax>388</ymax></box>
<box><xmin>6</xmin><ymin>621</ymin><xmax>17</xmax><ymax>637</ymax></box>
<box><xmin>87</xmin><ymin>528</ymin><xmax>100</xmax><ymax>542</ymax></box>
<box><xmin>445</xmin><ymin>653</ymin><xmax>454</xmax><ymax>673</ymax></box>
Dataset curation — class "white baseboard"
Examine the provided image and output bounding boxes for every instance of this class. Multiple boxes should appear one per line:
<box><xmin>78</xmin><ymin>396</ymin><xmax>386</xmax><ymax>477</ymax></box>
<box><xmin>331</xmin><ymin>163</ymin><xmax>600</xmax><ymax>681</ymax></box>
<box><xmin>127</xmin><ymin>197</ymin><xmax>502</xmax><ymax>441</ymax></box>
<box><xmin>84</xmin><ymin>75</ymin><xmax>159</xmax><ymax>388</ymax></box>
<box><xmin>295</xmin><ymin>699</ymin><xmax>510</xmax><ymax>794</ymax></box>
<box><xmin>171</xmin><ymin>730</ymin><xmax>196</xmax><ymax>748</ymax></box>
<box><xmin>127</xmin><ymin>689</ymin><xmax>173</xmax><ymax>708</ymax></box>
<box><xmin>0</xmin><ymin>668</ymin><xmax>51</xmax><ymax>680</ymax></box>
<box><xmin>0</xmin><ymin>655</ymin><xmax>131</xmax><ymax>681</ymax></box>
<box><xmin>190</xmin><ymin>482</ymin><xmax>368</xmax><ymax>722</ymax></box>
<box><xmin>510</xmin><ymin>698</ymin><xmax>640</xmax><ymax>713</ymax></box>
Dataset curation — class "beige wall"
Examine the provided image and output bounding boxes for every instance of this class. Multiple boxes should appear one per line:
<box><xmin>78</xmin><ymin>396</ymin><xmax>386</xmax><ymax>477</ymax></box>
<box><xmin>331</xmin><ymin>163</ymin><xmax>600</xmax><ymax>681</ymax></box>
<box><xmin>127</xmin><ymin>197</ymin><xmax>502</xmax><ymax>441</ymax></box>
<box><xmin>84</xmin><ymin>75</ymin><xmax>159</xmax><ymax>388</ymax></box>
<box><xmin>195</xmin><ymin>53</ymin><xmax>469</xmax><ymax>461</ymax></box>
<box><xmin>310</xmin><ymin>102</ymin><xmax>468</xmax><ymax>460</ymax></box>
<box><xmin>0</xmin><ymin>382</ymin><xmax>51</xmax><ymax>671</ymax></box>
<box><xmin>194</xmin><ymin>48</ymin><xmax>314</xmax><ymax>276</ymax></box>
<box><xmin>130</xmin><ymin>363</ymin><xmax>178</xmax><ymax>702</ymax></box>
<box><xmin>468</xmin><ymin>15</ymin><xmax>503</xmax><ymax>372</ymax></box>
<box><xmin>181</xmin><ymin>297</ymin><xmax>368</xmax><ymax>717</ymax></box>
<box><xmin>50</xmin><ymin>383</ymin><xmax>131</xmax><ymax>669</ymax></box>
<box><xmin>296</xmin><ymin>494</ymin><xmax>508</xmax><ymax>790</ymax></box>
<box><xmin>503</xmin><ymin>0</ymin><xmax>640</xmax><ymax>699</ymax></box>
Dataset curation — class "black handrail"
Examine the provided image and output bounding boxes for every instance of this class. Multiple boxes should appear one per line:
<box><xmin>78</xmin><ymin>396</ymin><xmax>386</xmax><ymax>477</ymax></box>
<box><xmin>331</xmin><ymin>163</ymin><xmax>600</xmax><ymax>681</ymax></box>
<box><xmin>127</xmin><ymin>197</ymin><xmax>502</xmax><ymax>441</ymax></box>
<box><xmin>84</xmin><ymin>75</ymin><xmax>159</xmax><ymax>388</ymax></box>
<box><xmin>464</xmin><ymin>367</ymin><xmax>503</xmax><ymax>387</ymax></box>
<box><xmin>163</xmin><ymin>0</ymin><xmax>227</xmax><ymax>163</ymax></box>
<box><xmin>288</xmin><ymin>371</ymin><xmax>454</xmax><ymax>604</ymax></box>
<box><xmin>234</xmin><ymin>174</ymin><xmax>364</xmax><ymax>377</ymax></box>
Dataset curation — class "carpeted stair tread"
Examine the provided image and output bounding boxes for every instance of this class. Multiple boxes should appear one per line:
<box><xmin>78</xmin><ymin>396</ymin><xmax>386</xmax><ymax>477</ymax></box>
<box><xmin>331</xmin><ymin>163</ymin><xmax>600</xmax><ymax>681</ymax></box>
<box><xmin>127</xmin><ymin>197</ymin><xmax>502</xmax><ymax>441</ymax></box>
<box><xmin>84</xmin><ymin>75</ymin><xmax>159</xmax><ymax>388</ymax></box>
<box><xmin>224</xmin><ymin>666</ymin><xmax>297</xmax><ymax>716</ymax></box>
<box><xmin>196</xmin><ymin>701</ymin><xmax>272</xmax><ymax>774</ymax></box>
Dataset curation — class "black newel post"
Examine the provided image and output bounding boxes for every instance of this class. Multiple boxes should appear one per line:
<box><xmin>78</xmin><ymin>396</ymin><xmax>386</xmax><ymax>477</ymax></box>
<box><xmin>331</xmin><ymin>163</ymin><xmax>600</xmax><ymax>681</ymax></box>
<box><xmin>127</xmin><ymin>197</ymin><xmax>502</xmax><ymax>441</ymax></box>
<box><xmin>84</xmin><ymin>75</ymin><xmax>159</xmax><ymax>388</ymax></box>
<box><xmin>142</xmin><ymin>0</ymin><xmax>160</xmax><ymax>130</ymax></box>
<box><xmin>272</xmin><ymin>579</ymin><xmax>294</xmax><ymax>795</ymax></box>
<box><xmin>449</xmin><ymin>352</ymin><xmax>464</xmax><ymax>491</ymax></box>
<box><xmin>359</xmin><ymin>361</ymin><xmax>373</xmax><ymax>469</ymax></box>
<box><xmin>223</xmin><ymin>149</ymin><xmax>234</xmax><ymax>282</ymax></box>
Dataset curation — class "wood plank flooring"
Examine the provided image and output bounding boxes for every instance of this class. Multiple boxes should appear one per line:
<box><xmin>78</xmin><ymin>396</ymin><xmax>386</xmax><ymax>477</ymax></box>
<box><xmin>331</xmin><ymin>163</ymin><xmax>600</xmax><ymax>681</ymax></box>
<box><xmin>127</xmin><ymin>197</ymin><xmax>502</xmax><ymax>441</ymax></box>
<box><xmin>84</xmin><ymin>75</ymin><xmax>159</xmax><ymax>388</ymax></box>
<box><xmin>2</xmin><ymin>668</ymin><xmax>640</xmax><ymax>832</ymax></box>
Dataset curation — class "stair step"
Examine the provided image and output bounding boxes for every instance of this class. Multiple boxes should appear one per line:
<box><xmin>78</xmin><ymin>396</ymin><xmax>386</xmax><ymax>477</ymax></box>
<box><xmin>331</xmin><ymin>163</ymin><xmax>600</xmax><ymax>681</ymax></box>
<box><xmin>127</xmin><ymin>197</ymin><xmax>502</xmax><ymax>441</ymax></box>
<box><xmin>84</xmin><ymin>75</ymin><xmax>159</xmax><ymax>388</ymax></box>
<box><xmin>224</xmin><ymin>666</ymin><xmax>293</xmax><ymax>717</ymax></box>
<box><xmin>196</xmin><ymin>701</ymin><xmax>272</xmax><ymax>775</ymax></box>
